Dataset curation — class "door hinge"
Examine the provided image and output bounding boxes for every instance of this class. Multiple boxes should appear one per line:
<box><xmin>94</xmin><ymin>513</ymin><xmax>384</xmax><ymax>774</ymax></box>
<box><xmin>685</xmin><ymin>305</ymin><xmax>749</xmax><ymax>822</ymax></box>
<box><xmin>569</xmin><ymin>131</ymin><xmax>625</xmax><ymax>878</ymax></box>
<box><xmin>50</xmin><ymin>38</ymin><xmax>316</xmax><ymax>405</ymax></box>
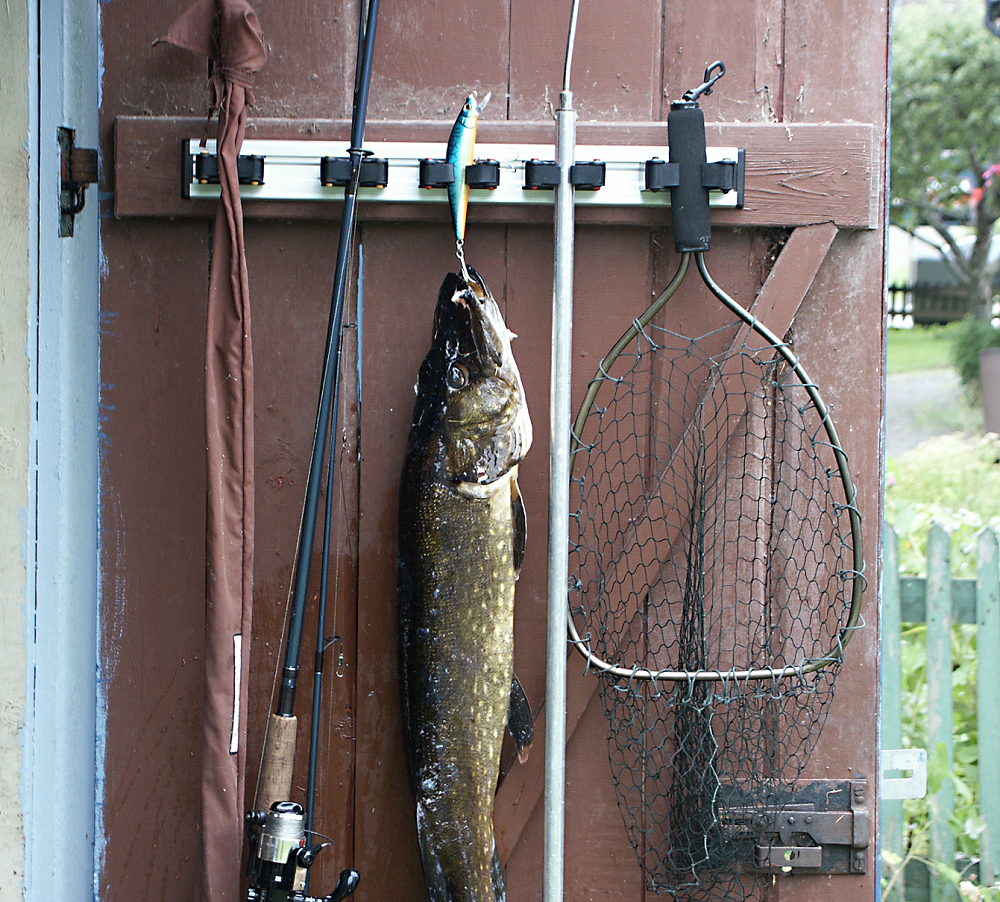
<box><xmin>719</xmin><ymin>780</ymin><xmax>871</xmax><ymax>876</ymax></box>
<box><xmin>59</xmin><ymin>127</ymin><xmax>98</xmax><ymax>237</ymax></box>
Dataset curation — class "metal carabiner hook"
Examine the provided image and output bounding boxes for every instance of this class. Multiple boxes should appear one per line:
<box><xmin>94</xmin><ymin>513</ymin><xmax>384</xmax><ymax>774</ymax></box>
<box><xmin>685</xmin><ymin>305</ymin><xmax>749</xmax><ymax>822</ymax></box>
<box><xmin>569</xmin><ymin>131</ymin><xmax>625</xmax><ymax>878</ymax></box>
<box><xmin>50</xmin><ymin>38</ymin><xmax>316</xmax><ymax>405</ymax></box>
<box><xmin>683</xmin><ymin>61</ymin><xmax>726</xmax><ymax>103</ymax></box>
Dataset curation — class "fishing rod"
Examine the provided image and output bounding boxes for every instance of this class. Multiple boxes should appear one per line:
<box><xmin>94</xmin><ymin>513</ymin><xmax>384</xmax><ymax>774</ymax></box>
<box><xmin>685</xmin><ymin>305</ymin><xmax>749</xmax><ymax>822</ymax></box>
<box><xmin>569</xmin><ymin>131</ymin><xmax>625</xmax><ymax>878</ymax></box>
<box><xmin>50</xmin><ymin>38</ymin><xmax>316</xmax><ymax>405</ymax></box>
<box><xmin>304</xmin><ymin>0</ymin><xmax>379</xmax><ymax>851</ymax></box>
<box><xmin>246</xmin><ymin>2</ymin><xmax>378</xmax><ymax>900</ymax></box>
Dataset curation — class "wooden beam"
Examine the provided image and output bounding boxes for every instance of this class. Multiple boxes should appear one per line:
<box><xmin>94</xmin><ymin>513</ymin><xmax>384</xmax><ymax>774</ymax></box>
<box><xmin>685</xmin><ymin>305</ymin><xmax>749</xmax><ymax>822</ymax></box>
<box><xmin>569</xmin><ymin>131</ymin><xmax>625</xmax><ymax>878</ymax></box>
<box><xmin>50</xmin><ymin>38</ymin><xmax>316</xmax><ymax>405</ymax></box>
<box><xmin>494</xmin><ymin>222</ymin><xmax>839</xmax><ymax>860</ymax></box>
<box><xmin>112</xmin><ymin>117</ymin><xmax>877</xmax><ymax>228</ymax></box>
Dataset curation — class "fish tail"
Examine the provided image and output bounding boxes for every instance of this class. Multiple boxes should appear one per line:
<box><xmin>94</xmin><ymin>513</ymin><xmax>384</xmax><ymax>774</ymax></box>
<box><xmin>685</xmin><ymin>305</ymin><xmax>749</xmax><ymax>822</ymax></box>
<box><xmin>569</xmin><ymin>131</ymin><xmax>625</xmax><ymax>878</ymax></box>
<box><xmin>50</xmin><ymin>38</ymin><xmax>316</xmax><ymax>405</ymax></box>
<box><xmin>416</xmin><ymin>804</ymin><xmax>452</xmax><ymax>902</ymax></box>
<box><xmin>417</xmin><ymin>803</ymin><xmax>501</xmax><ymax>902</ymax></box>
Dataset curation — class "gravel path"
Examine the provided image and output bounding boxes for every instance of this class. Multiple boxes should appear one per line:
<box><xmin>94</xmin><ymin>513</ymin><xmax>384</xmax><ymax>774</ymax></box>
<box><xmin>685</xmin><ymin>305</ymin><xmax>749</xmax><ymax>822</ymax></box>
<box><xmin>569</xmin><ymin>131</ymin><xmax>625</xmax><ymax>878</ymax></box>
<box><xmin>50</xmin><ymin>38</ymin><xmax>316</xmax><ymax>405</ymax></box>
<box><xmin>884</xmin><ymin>367</ymin><xmax>962</xmax><ymax>459</ymax></box>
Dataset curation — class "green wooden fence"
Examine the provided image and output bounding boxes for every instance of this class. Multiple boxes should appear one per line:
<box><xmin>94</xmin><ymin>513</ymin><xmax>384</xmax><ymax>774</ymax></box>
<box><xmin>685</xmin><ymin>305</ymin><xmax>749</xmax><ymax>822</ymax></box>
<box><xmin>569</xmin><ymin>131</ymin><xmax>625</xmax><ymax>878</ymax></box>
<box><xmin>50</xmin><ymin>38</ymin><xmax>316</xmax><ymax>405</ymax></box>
<box><xmin>882</xmin><ymin>524</ymin><xmax>1000</xmax><ymax>902</ymax></box>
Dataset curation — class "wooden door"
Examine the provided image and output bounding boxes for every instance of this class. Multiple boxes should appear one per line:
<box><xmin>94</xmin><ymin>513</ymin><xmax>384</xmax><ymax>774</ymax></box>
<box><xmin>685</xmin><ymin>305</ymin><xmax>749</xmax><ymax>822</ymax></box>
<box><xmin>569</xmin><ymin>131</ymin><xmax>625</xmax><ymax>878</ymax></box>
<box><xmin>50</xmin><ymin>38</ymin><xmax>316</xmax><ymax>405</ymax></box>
<box><xmin>100</xmin><ymin>1</ymin><xmax>888</xmax><ymax>900</ymax></box>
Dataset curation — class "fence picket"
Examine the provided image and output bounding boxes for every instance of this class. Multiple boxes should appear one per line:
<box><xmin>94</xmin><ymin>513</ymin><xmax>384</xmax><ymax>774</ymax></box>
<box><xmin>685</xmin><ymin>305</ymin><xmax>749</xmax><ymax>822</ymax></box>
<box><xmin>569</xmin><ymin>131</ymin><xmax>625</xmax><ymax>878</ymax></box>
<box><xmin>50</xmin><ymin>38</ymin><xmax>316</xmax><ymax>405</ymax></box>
<box><xmin>926</xmin><ymin>523</ymin><xmax>957</xmax><ymax>902</ymax></box>
<box><xmin>880</xmin><ymin>525</ymin><xmax>1000</xmax><ymax>902</ymax></box>
<box><xmin>977</xmin><ymin>528</ymin><xmax>1000</xmax><ymax>887</ymax></box>
<box><xmin>882</xmin><ymin>524</ymin><xmax>906</xmax><ymax>902</ymax></box>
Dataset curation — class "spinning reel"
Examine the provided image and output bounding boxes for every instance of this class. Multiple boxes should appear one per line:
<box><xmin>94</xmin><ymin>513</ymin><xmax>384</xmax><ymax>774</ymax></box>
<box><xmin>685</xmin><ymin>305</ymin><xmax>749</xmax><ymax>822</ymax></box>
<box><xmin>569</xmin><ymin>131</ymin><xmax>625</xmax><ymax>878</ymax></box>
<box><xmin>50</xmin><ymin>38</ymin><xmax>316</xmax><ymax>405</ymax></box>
<box><xmin>245</xmin><ymin>801</ymin><xmax>359</xmax><ymax>902</ymax></box>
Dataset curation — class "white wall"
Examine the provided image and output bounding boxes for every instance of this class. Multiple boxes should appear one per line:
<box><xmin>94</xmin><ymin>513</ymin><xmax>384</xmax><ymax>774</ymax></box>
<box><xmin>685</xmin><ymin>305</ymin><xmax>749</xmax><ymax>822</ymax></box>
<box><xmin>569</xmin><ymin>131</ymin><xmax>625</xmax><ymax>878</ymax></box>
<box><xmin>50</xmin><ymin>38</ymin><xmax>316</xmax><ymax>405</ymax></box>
<box><xmin>0</xmin><ymin>2</ymin><xmax>32</xmax><ymax>897</ymax></box>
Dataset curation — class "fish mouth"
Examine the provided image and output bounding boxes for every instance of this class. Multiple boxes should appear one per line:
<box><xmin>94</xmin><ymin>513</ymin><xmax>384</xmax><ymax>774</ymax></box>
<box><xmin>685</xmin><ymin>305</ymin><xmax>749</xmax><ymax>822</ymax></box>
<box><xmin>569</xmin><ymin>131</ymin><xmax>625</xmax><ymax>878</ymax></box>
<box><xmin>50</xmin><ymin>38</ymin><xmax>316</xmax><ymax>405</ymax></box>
<box><xmin>429</xmin><ymin>270</ymin><xmax>533</xmax><ymax>481</ymax></box>
<box><xmin>442</xmin><ymin>269</ymin><xmax>514</xmax><ymax>379</ymax></box>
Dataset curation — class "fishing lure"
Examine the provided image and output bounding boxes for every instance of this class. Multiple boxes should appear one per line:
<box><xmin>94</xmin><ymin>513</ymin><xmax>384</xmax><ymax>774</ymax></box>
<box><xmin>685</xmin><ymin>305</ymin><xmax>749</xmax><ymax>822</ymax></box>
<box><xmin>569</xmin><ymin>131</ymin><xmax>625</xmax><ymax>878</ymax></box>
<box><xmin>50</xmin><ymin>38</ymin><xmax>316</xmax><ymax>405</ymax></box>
<box><xmin>446</xmin><ymin>91</ymin><xmax>490</xmax><ymax>282</ymax></box>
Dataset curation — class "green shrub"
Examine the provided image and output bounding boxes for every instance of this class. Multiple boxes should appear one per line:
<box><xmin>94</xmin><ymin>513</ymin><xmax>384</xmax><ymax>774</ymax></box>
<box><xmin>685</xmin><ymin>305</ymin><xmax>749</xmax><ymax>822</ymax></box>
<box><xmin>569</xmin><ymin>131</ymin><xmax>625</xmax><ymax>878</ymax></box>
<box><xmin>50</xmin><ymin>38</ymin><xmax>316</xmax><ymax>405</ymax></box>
<box><xmin>950</xmin><ymin>316</ymin><xmax>1000</xmax><ymax>402</ymax></box>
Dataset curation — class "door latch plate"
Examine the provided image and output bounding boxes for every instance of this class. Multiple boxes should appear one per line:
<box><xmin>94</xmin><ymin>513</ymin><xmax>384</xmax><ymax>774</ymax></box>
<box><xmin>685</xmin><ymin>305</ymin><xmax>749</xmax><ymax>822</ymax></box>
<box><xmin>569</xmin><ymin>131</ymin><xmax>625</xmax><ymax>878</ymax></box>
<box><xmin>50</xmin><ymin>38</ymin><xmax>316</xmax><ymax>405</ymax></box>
<box><xmin>718</xmin><ymin>779</ymin><xmax>870</xmax><ymax>876</ymax></box>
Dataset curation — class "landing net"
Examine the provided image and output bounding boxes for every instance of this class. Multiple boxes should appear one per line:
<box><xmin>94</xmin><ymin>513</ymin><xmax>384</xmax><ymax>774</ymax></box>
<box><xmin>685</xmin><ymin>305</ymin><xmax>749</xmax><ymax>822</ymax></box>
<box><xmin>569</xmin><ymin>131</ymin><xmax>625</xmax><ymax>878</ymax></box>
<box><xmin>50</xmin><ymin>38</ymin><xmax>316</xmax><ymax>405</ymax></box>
<box><xmin>568</xmin><ymin>293</ymin><xmax>862</xmax><ymax>900</ymax></box>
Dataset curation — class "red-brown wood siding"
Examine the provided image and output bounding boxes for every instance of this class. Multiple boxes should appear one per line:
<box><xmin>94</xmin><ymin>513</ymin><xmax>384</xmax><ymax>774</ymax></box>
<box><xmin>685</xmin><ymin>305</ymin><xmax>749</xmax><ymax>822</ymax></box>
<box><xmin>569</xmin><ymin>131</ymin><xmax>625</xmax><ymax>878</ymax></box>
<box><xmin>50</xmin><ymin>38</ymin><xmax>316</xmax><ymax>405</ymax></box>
<box><xmin>99</xmin><ymin>1</ymin><xmax>889</xmax><ymax>899</ymax></box>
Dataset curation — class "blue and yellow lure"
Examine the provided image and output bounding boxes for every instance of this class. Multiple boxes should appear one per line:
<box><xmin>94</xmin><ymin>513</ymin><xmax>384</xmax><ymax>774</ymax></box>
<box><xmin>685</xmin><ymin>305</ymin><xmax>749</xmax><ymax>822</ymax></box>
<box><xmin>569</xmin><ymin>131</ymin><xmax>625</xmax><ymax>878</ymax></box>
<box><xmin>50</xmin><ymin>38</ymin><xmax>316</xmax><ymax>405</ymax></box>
<box><xmin>446</xmin><ymin>91</ymin><xmax>490</xmax><ymax>282</ymax></box>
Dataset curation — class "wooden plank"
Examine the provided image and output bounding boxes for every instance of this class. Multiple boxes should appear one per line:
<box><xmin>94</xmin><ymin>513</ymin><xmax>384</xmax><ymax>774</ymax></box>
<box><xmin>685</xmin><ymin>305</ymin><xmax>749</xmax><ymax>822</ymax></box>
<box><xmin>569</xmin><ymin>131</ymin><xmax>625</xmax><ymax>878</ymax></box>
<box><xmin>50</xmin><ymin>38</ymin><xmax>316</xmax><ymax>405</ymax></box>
<box><xmin>499</xmin><ymin>225</ymin><xmax>654</xmax><ymax>899</ymax></box>
<box><xmin>977</xmin><ymin>528</ymin><xmax>1000</xmax><ymax>887</ymax></box>
<box><xmin>97</xmin><ymin>220</ymin><xmax>210</xmax><ymax>902</ymax></box>
<box><xmin>112</xmin><ymin>116</ymin><xmax>878</xmax><ymax>228</ymax></box>
<box><xmin>661</xmin><ymin>0</ymin><xmax>784</xmax><ymax>122</ymax></box>
<box><xmin>353</xmin><ymin>224</ymin><xmax>510</xmax><ymax>902</ymax></box>
<box><xmin>511</xmin><ymin>0</ymin><xmax>661</xmax><ymax>121</ymax></box>
<box><xmin>926</xmin><ymin>523</ymin><xmax>957</xmax><ymax>902</ymax></box>
<box><xmin>494</xmin><ymin>222</ymin><xmax>837</xmax><ymax>856</ymax></box>
<box><xmin>881</xmin><ymin>524</ymin><xmax>906</xmax><ymax>902</ymax></box>
<box><xmin>369</xmin><ymin>1</ymin><xmax>510</xmax><ymax>120</ymax></box>
<box><xmin>782</xmin><ymin>0</ymin><xmax>889</xmax><ymax>238</ymax></box>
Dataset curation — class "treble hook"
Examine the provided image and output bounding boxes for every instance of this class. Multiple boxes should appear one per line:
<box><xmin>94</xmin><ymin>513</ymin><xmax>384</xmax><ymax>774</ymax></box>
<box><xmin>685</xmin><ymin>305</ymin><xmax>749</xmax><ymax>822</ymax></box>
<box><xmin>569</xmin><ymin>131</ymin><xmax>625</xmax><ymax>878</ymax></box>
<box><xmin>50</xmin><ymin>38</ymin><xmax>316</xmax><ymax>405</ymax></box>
<box><xmin>683</xmin><ymin>61</ymin><xmax>726</xmax><ymax>103</ymax></box>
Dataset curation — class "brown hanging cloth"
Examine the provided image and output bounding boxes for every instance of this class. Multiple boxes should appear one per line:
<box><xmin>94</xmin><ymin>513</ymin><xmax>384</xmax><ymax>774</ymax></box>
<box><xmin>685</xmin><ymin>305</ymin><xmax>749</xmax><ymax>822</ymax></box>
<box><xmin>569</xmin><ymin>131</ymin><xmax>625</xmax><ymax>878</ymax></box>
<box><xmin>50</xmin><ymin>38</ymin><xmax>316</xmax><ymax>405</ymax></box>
<box><xmin>157</xmin><ymin>3</ymin><xmax>266</xmax><ymax>900</ymax></box>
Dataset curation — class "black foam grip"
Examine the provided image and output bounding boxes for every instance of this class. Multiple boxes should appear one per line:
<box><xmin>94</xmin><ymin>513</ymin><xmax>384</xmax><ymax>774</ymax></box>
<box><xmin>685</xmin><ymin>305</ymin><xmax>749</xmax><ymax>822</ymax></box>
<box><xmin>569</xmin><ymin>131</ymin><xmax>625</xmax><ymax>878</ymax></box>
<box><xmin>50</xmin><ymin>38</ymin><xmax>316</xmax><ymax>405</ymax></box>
<box><xmin>667</xmin><ymin>102</ymin><xmax>711</xmax><ymax>253</ymax></box>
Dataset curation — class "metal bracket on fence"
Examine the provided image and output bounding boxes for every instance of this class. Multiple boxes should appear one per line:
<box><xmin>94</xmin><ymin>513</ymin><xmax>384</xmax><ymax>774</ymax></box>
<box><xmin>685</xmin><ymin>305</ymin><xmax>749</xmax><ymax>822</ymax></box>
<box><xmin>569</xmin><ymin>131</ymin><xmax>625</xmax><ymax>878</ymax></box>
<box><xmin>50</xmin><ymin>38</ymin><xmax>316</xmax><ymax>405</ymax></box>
<box><xmin>181</xmin><ymin>139</ymin><xmax>744</xmax><ymax>209</ymax></box>
<box><xmin>881</xmin><ymin>748</ymin><xmax>928</xmax><ymax>800</ymax></box>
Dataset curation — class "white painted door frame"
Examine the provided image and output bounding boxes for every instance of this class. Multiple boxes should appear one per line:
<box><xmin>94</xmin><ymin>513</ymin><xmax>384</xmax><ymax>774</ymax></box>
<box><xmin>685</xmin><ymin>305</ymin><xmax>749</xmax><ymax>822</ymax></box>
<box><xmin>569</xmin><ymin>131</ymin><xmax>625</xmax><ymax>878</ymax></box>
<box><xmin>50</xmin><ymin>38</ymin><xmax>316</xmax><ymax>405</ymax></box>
<box><xmin>25</xmin><ymin>0</ymin><xmax>102</xmax><ymax>897</ymax></box>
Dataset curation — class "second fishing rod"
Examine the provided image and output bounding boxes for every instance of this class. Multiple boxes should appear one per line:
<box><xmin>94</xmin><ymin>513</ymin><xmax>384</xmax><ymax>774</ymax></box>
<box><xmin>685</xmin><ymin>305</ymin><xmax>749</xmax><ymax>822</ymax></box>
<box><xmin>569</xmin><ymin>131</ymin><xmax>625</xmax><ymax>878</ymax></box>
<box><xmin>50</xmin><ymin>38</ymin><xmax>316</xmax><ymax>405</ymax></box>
<box><xmin>245</xmin><ymin>2</ymin><xmax>379</xmax><ymax>901</ymax></box>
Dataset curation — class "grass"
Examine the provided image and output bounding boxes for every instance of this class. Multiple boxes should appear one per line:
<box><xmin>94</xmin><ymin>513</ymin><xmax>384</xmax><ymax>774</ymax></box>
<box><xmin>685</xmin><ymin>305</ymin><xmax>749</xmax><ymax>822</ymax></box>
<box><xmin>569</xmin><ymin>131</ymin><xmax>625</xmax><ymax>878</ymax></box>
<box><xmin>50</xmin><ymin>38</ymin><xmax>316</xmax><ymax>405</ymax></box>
<box><xmin>885</xmin><ymin>433</ymin><xmax>1000</xmax><ymax>575</ymax></box>
<box><xmin>886</xmin><ymin>323</ymin><xmax>985</xmax><ymax>438</ymax></box>
<box><xmin>886</xmin><ymin>324</ymin><xmax>958</xmax><ymax>375</ymax></box>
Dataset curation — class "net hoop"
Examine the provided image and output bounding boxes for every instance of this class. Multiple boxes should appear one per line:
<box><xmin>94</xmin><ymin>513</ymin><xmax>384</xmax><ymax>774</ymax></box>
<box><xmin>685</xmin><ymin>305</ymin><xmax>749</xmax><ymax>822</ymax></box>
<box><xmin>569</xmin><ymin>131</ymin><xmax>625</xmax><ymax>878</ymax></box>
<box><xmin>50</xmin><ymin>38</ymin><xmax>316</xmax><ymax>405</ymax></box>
<box><xmin>567</xmin><ymin>251</ymin><xmax>864</xmax><ymax>683</ymax></box>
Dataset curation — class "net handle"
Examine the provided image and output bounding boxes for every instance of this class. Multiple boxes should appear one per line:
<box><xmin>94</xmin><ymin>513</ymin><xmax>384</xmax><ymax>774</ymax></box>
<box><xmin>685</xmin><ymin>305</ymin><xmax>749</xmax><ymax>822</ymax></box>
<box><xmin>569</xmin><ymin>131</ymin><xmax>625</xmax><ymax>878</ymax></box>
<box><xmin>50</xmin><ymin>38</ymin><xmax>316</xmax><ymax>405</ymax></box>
<box><xmin>566</xmin><ymin>251</ymin><xmax>864</xmax><ymax>683</ymax></box>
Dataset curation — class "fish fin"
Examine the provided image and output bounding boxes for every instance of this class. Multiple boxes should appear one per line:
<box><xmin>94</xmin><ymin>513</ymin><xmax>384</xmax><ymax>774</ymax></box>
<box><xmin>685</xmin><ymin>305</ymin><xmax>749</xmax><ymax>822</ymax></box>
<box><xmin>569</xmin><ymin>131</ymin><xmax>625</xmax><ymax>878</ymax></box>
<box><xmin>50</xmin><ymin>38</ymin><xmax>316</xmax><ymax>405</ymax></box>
<box><xmin>491</xmin><ymin>842</ymin><xmax>506</xmax><ymax>902</ymax></box>
<box><xmin>511</xmin><ymin>475</ymin><xmax>526</xmax><ymax>577</ymax></box>
<box><xmin>507</xmin><ymin>673</ymin><xmax>533</xmax><ymax>764</ymax></box>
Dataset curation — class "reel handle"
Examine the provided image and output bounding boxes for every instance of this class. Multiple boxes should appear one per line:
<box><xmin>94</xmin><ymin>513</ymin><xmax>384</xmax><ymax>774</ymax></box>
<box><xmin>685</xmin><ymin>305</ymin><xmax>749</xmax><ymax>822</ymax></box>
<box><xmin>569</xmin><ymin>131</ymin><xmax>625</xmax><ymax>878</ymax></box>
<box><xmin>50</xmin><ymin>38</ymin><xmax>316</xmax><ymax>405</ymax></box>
<box><xmin>321</xmin><ymin>868</ymin><xmax>360</xmax><ymax>902</ymax></box>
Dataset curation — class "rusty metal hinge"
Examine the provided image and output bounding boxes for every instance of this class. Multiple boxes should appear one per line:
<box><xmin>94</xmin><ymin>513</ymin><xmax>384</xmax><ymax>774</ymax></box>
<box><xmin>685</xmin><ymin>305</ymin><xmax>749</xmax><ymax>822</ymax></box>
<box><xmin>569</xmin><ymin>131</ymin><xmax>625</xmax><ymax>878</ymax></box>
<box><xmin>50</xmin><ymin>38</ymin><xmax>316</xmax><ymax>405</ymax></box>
<box><xmin>59</xmin><ymin>127</ymin><xmax>98</xmax><ymax>237</ymax></box>
<box><xmin>719</xmin><ymin>780</ymin><xmax>871</xmax><ymax>876</ymax></box>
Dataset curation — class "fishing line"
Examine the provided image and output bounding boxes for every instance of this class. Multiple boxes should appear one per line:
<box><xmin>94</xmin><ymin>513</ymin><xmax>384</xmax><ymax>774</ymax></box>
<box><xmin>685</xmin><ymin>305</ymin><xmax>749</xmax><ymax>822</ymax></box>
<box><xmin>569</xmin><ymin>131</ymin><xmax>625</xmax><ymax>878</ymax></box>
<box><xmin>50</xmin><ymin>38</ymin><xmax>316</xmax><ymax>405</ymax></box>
<box><xmin>565</xmin><ymin>63</ymin><xmax>864</xmax><ymax>900</ymax></box>
<box><xmin>561</xmin><ymin>0</ymin><xmax>580</xmax><ymax>94</ymax></box>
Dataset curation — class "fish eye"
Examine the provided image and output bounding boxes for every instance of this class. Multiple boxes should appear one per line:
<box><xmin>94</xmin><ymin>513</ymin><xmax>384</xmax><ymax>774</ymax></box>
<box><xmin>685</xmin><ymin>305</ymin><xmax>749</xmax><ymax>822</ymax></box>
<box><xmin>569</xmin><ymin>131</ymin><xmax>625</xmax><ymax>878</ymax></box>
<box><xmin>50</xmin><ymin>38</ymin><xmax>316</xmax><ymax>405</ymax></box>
<box><xmin>446</xmin><ymin>363</ymin><xmax>469</xmax><ymax>390</ymax></box>
<box><xmin>464</xmin><ymin>101</ymin><xmax>473</xmax><ymax>112</ymax></box>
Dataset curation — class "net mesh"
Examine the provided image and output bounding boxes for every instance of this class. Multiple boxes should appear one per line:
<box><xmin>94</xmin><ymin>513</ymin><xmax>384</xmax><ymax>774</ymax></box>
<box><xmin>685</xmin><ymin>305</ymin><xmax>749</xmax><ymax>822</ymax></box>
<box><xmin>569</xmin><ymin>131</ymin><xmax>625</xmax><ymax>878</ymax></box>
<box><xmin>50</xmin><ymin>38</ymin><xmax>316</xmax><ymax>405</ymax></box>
<box><xmin>569</xmin><ymin>312</ymin><xmax>856</xmax><ymax>900</ymax></box>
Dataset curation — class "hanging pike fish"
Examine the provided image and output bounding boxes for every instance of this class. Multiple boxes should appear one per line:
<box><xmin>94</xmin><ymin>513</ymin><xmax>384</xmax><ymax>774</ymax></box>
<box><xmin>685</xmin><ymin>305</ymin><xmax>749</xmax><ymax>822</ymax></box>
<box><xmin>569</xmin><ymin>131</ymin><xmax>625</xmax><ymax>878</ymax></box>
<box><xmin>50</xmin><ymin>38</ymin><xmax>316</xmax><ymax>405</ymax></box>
<box><xmin>397</xmin><ymin>268</ymin><xmax>532</xmax><ymax>902</ymax></box>
<box><xmin>447</xmin><ymin>91</ymin><xmax>490</xmax><ymax>282</ymax></box>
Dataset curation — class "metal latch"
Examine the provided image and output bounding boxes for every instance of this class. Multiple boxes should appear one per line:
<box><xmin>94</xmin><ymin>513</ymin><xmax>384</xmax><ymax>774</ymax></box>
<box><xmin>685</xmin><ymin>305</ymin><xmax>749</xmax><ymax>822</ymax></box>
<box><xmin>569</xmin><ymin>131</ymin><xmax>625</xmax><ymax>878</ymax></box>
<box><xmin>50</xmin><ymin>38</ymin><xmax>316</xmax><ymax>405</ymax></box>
<box><xmin>58</xmin><ymin>127</ymin><xmax>98</xmax><ymax>237</ymax></box>
<box><xmin>719</xmin><ymin>780</ymin><xmax>871</xmax><ymax>876</ymax></box>
<box><xmin>881</xmin><ymin>748</ymin><xmax>927</xmax><ymax>800</ymax></box>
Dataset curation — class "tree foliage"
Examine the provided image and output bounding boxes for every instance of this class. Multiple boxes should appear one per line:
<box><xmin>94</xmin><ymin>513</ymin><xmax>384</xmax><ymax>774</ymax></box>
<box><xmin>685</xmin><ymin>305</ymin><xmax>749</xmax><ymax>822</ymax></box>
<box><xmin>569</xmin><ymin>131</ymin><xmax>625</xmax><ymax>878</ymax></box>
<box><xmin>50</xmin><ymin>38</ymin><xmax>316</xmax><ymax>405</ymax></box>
<box><xmin>891</xmin><ymin>0</ymin><xmax>1000</xmax><ymax>319</ymax></box>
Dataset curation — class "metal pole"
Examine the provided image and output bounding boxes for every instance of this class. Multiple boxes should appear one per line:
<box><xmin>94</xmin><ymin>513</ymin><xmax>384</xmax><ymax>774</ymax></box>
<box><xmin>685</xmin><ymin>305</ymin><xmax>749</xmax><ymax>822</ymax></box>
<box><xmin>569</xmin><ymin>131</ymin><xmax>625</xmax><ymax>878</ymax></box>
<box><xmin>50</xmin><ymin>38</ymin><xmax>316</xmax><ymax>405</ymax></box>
<box><xmin>545</xmin><ymin>85</ymin><xmax>576</xmax><ymax>902</ymax></box>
